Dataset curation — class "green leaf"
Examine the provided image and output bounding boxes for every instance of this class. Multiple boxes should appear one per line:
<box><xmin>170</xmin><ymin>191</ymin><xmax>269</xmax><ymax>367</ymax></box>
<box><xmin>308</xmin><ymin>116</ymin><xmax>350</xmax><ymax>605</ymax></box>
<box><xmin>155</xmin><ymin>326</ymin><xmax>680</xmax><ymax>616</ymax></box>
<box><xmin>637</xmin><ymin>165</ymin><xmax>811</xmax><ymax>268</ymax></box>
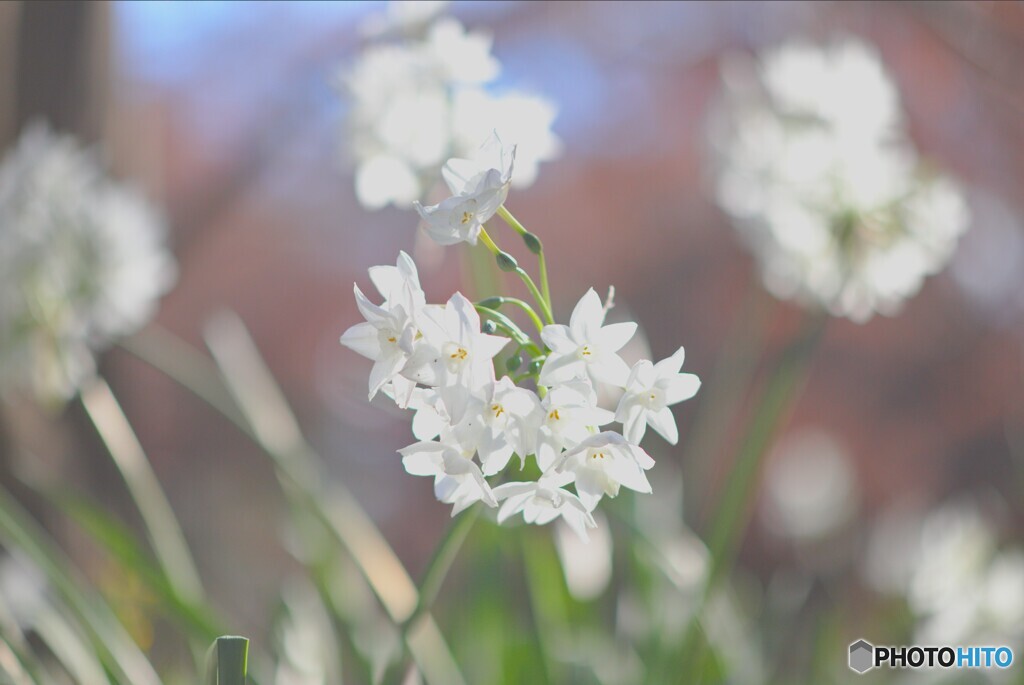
<box><xmin>204</xmin><ymin>636</ymin><xmax>248</xmax><ymax>685</ymax></box>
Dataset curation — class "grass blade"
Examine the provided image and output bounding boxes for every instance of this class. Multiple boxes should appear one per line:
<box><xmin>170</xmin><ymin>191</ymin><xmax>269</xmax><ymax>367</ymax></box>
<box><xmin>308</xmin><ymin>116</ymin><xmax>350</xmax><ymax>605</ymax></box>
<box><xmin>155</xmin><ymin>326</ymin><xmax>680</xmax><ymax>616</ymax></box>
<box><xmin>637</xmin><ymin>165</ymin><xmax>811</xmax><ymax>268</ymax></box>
<box><xmin>204</xmin><ymin>636</ymin><xmax>248</xmax><ymax>685</ymax></box>
<box><xmin>79</xmin><ymin>377</ymin><xmax>204</xmax><ymax>605</ymax></box>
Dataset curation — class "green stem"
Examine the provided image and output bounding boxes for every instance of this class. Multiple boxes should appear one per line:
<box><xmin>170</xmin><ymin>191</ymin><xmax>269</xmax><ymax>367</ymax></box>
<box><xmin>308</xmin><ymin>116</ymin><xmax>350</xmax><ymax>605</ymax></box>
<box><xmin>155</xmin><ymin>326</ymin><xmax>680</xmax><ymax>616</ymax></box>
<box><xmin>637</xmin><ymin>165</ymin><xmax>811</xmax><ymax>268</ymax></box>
<box><xmin>402</xmin><ymin>506</ymin><xmax>481</xmax><ymax>635</ymax></box>
<box><xmin>79</xmin><ymin>377</ymin><xmax>205</xmax><ymax>605</ymax></box>
<box><xmin>678</xmin><ymin>313</ymin><xmax>826</xmax><ymax>682</ymax></box>
<box><xmin>474</xmin><ymin>305</ymin><xmax>532</xmax><ymax>346</ymax></box>
<box><xmin>479</xmin><ymin>226</ymin><xmax>555</xmax><ymax>325</ymax></box>
<box><xmin>496</xmin><ymin>297</ymin><xmax>545</xmax><ymax>334</ymax></box>
<box><xmin>497</xmin><ymin>205</ymin><xmax>553</xmax><ymax>315</ymax></box>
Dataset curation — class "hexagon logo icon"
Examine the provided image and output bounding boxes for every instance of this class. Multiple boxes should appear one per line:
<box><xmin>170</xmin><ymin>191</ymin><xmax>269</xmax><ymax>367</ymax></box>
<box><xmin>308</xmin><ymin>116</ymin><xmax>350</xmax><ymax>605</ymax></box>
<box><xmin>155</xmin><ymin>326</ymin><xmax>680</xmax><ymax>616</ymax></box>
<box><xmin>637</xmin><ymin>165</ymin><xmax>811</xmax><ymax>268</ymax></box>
<box><xmin>849</xmin><ymin>639</ymin><xmax>875</xmax><ymax>674</ymax></box>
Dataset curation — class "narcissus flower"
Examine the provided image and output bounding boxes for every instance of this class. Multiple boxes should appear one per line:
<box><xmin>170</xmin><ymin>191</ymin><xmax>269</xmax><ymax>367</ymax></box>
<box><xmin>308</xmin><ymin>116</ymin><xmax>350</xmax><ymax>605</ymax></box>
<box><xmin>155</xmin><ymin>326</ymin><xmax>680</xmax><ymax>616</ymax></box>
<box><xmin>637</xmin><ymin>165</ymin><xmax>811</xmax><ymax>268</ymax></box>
<box><xmin>711</xmin><ymin>36</ymin><xmax>970</xmax><ymax>322</ymax></box>
<box><xmin>414</xmin><ymin>133</ymin><xmax>515</xmax><ymax>246</ymax></box>
<box><xmin>339</xmin><ymin>2</ymin><xmax>560</xmax><ymax>210</ymax></box>
<box><xmin>494</xmin><ymin>473</ymin><xmax>597</xmax><ymax>541</ymax></box>
<box><xmin>0</xmin><ymin>123</ymin><xmax>175</xmax><ymax>403</ymax></box>
<box><xmin>616</xmin><ymin>348</ymin><xmax>701</xmax><ymax>445</ymax></box>
<box><xmin>557</xmin><ymin>432</ymin><xmax>655</xmax><ymax>512</ymax></box>
<box><xmin>540</xmin><ymin>288</ymin><xmax>637</xmax><ymax>387</ymax></box>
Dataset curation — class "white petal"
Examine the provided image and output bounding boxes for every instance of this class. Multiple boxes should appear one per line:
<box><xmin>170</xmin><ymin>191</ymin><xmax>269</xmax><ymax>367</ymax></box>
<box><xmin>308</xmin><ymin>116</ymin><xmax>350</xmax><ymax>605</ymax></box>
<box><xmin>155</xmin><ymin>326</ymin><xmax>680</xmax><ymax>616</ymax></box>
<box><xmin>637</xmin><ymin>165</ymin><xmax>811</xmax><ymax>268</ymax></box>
<box><xmin>589</xmin><ymin>353</ymin><xmax>631</xmax><ymax>387</ymax></box>
<box><xmin>569</xmin><ymin>288</ymin><xmax>605</xmax><ymax>341</ymax></box>
<box><xmin>595</xmin><ymin>322</ymin><xmax>637</xmax><ymax>353</ymax></box>
<box><xmin>606</xmin><ymin>457</ymin><xmax>652</xmax><ymax>494</ymax></box>
<box><xmin>654</xmin><ymin>347</ymin><xmax>686</xmax><ymax>377</ymax></box>
<box><xmin>663</xmin><ymin>373</ymin><xmax>701</xmax><ymax>405</ymax></box>
<box><xmin>368</xmin><ymin>351</ymin><xmax>406</xmax><ymax>400</ymax></box>
<box><xmin>574</xmin><ymin>470</ymin><xmax>607</xmax><ymax>511</ymax></box>
<box><xmin>540</xmin><ymin>325</ymin><xmax>577</xmax><ymax>354</ymax></box>
<box><xmin>539</xmin><ymin>353</ymin><xmax>585</xmax><ymax>385</ymax></box>
<box><xmin>340</xmin><ymin>322</ymin><xmax>381</xmax><ymax>359</ymax></box>
<box><xmin>619</xmin><ymin>403</ymin><xmax>648</xmax><ymax>445</ymax></box>
<box><xmin>647</xmin><ymin>406</ymin><xmax>679</xmax><ymax>445</ymax></box>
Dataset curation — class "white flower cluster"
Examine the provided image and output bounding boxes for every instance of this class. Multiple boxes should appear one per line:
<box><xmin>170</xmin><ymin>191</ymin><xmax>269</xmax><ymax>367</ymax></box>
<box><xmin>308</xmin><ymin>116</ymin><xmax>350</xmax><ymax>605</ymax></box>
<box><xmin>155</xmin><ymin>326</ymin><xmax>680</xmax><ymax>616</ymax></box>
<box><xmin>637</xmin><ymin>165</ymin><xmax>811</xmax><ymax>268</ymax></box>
<box><xmin>712</xmin><ymin>36</ymin><xmax>970</xmax><ymax>322</ymax></box>
<box><xmin>0</xmin><ymin>124</ymin><xmax>176</xmax><ymax>402</ymax></box>
<box><xmin>338</xmin><ymin>0</ymin><xmax>561</xmax><ymax>210</ymax></box>
<box><xmin>342</xmin><ymin>138</ymin><xmax>699</xmax><ymax>540</ymax></box>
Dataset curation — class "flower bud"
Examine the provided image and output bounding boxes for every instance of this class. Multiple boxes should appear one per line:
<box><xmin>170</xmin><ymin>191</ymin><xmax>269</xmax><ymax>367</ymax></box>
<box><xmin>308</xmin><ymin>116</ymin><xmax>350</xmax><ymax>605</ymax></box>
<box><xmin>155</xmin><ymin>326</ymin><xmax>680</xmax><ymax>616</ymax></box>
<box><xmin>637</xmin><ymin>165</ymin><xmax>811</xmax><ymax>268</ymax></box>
<box><xmin>522</xmin><ymin>232</ymin><xmax>543</xmax><ymax>255</ymax></box>
<box><xmin>477</xmin><ymin>296</ymin><xmax>504</xmax><ymax>309</ymax></box>
<box><xmin>529</xmin><ymin>358</ymin><xmax>544</xmax><ymax>374</ymax></box>
<box><xmin>496</xmin><ymin>251</ymin><xmax>519</xmax><ymax>272</ymax></box>
<box><xmin>481</xmin><ymin>320</ymin><xmax>498</xmax><ymax>334</ymax></box>
<box><xmin>506</xmin><ymin>354</ymin><xmax>522</xmax><ymax>372</ymax></box>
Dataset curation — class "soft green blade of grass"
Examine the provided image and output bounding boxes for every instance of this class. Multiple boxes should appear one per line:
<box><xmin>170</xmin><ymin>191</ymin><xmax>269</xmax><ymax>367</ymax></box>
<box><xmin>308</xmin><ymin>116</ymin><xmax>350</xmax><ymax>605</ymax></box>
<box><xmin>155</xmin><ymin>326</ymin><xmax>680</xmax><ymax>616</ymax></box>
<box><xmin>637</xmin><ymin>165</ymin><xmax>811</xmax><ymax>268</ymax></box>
<box><xmin>33</xmin><ymin>599</ymin><xmax>110</xmax><ymax>685</ymax></box>
<box><xmin>0</xmin><ymin>485</ymin><xmax>162</xmax><ymax>685</ymax></box>
<box><xmin>46</xmin><ymin>489</ymin><xmax>223</xmax><ymax>642</ymax></box>
<box><xmin>124</xmin><ymin>318</ymin><xmax>467</xmax><ymax>685</ymax></box>
<box><xmin>201</xmin><ymin>312</ymin><xmax>465</xmax><ymax>685</ymax></box>
<box><xmin>79</xmin><ymin>377</ymin><xmax>204</xmax><ymax>606</ymax></box>
<box><xmin>0</xmin><ymin>635</ymin><xmax>41</xmax><ymax>685</ymax></box>
<box><xmin>203</xmin><ymin>636</ymin><xmax>248</xmax><ymax>685</ymax></box>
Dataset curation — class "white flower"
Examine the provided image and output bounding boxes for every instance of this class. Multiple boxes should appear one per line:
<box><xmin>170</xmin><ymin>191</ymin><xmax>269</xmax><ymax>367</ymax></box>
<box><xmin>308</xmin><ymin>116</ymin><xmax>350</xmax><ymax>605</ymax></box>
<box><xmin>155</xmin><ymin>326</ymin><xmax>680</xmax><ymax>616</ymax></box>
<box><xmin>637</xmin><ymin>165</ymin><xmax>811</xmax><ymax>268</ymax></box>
<box><xmin>615</xmin><ymin>348</ymin><xmax>701</xmax><ymax>445</ymax></box>
<box><xmin>540</xmin><ymin>288</ymin><xmax>637</xmax><ymax>388</ymax></box>
<box><xmin>712</xmin><ymin>36</ymin><xmax>969</xmax><ymax>322</ymax></box>
<box><xmin>452</xmin><ymin>377</ymin><xmax>542</xmax><ymax>476</ymax></box>
<box><xmin>556</xmin><ymin>432</ymin><xmax>655</xmax><ymax>512</ymax></box>
<box><xmin>414</xmin><ymin>133</ymin><xmax>515</xmax><ymax>246</ymax></box>
<box><xmin>493</xmin><ymin>473</ymin><xmax>596</xmax><ymax>541</ymax></box>
<box><xmin>339</xmin><ymin>251</ymin><xmax>428</xmax><ymax>403</ymax></box>
<box><xmin>404</xmin><ymin>292</ymin><xmax>509</xmax><ymax>421</ymax></box>
<box><xmin>451</xmin><ymin>89</ymin><xmax>562</xmax><ymax>188</ymax></box>
<box><xmin>339</xmin><ymin>4</ymin><xmax>560</xmax><ymax>210</ymax></box>
<box><xmin>535</xmin><ymin>380</ymin><xmax>615</xmax><ymax>471</ymax></box>
<box><xmin>0</xmin><ymin>123</ymin><xmax>176</xmax><ymax>402</ymax></box>
<box><xmin>399</xmin><ymin>440</ymin><xmax>497</xmax><ymax>515</ymax></box>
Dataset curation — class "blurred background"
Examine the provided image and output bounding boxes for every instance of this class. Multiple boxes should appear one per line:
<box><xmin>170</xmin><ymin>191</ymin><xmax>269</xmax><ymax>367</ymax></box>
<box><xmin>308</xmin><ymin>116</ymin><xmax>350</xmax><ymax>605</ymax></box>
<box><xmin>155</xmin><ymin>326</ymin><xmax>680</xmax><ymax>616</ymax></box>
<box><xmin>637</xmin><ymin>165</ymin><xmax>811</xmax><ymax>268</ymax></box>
<box><xmin>1</xmin><ymin>1</ymin><xmax>1023</xmax><ymax>683</ymax></box>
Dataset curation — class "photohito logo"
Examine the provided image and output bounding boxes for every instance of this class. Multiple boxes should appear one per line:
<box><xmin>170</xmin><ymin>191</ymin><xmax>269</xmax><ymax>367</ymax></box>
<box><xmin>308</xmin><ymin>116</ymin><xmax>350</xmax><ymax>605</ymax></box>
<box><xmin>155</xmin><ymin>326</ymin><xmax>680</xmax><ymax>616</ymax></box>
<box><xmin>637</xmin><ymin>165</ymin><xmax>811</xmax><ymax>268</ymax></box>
<box><xmin>849</xmin><ymin>639</ymin><xmax>1014</xmax><ymax>674</ymax></box>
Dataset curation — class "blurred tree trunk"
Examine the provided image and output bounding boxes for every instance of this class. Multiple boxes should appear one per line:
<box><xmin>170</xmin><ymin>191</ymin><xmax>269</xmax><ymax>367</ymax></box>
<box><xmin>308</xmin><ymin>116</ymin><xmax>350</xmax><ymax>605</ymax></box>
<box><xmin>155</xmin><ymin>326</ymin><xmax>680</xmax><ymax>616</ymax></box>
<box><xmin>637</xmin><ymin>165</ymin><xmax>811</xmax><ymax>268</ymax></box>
<box><xmin>9</xmin><ymin>0</ymin><xmax>109</xmax><ymax>144</ymax></box>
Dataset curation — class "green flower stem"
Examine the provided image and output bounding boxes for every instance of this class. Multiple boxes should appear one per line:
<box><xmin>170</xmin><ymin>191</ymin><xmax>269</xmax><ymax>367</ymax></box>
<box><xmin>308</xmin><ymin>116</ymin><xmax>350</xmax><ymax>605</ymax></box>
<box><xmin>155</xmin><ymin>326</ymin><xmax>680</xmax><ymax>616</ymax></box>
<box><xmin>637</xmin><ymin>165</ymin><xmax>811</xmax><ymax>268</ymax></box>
<box><xmin>401</xmin><ymin>505</ymin><xmax>481</xmax><ymax>636</ymax></box>
<box><xmin>678</xmin><ymin>313</ymin><xmax>826</xmax><ymax>682</ymax></box>
<box><xmin>489</xmin><ymin>297</ymin><xmax>544</xmax><ymax>334</ymax></box>
<box><xmin>474</xmin><ymin>305</ymin><xmax>532</xmax><ymax>346</ymax></box>
<box><xmin>514</xmin><ymin>267</ymin><xmax>555</xmax><ymax>325</ymax></box>
<box><xmin>478</xmin><ymin>226</ymin><xmax>555</xmax><ymax>325</ymax></box>
<box><xmin>497</xmin><ymin>205</ymin><xmax>552</xmax><ymax>313</ymax></box>
<box><xmin>79</xmin><ymin>376</ymin><xmax>205</xmax><ymax>606</ymax></box>
<box><xmin>684</xmin><ymin>284</ymin><xmax>772</xmax><ymax>525</ymax></box>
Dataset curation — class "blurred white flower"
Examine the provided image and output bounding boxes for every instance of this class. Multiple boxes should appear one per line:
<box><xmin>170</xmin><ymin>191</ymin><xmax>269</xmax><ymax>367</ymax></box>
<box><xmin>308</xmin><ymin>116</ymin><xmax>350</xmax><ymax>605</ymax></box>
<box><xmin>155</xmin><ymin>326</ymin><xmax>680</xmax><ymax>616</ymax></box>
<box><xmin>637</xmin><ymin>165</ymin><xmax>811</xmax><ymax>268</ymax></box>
<box><xmin>0</xmin><ymin>123</ymin><xmax>176</xmax><ymax>402</ymax></box>
<box><xmin>760</xmin><ymin>428</ymin><xmax>859</xmax><ymax>543</ymax></box>
<box><xmin>865</xmin><ymin>499</ymin><xmax>1024</xmax><ymax>650</ymax></box>
<box><xmin>712</xmin><ymin>36</ymin><xmax>969</xmax><ymax>322</ymax></box>
<box><xmin>339</xmin><ymin>2</ymin><xmax>560</xmax><ymax>210</ymax></box>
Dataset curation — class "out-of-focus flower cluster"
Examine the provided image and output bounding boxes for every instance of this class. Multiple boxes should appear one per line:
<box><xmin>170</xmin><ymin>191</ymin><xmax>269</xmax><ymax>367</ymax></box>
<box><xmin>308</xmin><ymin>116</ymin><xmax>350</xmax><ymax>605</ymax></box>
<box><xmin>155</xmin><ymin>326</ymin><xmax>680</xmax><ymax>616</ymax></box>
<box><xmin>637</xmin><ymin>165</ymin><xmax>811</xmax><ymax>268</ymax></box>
<box><xmin>0</xmin><ymin>124</ymin><xmax>176</xmax><ymax>403</ymax></box>
<box><xmin>712</xmin><ymin>36</ymin><xmax>970</xmax><ymax>322</ymax></box>
<box><xmin>341</xmin><ymin>136</ymin><xmax>699</xmax><ymax>539</ymax></box>
<box><xmin>338</xmin><ymin>0</ymin><xmax>561</xmax><ymax>210</ymax></box>
<box><xmin>866</xmin><ymin>500</ymin><xmax>1024</xmax><ymax>654</ymax></box>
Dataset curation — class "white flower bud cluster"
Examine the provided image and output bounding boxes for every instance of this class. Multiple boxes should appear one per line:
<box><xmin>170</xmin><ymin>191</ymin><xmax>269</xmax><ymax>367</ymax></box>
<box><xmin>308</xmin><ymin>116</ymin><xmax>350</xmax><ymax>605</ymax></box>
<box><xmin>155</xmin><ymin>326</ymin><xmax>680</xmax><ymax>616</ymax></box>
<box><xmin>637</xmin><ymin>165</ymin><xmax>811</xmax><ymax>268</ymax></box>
<box><xmin>0</xmin><ymin>124</ymin><xmax>176</xmax><ymax>402</ymax></box>
<box><xmin>712</xmin><ymin>36</ymin><xmax>970</xmax><ymax>322</ymax></box>
<box><xmin>338</xmin><ymin>0</ymin><xmax>561</xmax><ymax>210</ymax></box>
